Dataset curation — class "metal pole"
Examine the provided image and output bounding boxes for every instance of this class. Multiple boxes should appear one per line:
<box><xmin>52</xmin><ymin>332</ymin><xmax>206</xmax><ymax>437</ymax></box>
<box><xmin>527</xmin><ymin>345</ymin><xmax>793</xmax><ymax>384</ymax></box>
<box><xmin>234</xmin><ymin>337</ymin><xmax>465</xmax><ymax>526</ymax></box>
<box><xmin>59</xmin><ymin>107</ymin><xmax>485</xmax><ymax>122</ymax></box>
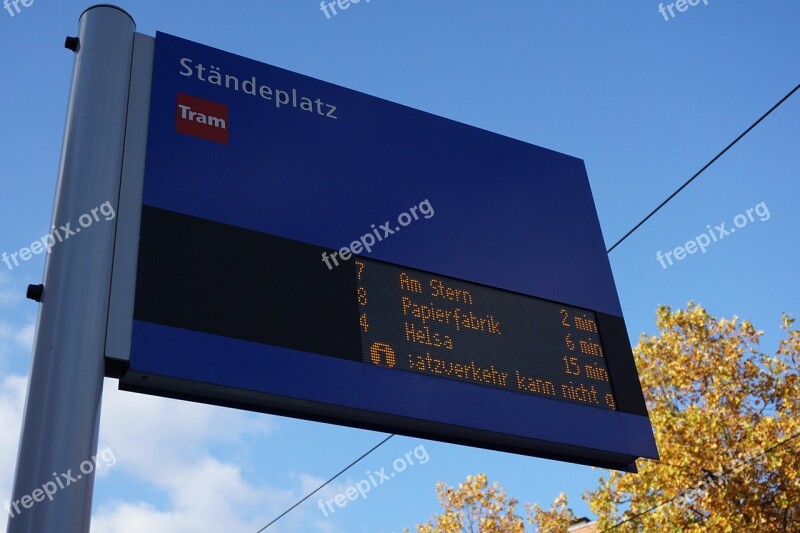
<box><xmin>7</xmin><ymin>5</ymin><xmax>135</xmax><ymax>532</ymax></box>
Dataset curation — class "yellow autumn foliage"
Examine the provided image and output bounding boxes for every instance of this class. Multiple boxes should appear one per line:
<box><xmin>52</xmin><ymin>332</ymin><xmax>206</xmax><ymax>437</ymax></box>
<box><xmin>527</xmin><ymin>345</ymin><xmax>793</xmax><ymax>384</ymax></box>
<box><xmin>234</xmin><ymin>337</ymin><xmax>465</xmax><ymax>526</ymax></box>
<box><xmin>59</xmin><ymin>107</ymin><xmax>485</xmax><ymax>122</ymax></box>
<box><xmin>407</xmin><ymin>304</ymin><xmax>800</xmax><ymax>532</ymax></box>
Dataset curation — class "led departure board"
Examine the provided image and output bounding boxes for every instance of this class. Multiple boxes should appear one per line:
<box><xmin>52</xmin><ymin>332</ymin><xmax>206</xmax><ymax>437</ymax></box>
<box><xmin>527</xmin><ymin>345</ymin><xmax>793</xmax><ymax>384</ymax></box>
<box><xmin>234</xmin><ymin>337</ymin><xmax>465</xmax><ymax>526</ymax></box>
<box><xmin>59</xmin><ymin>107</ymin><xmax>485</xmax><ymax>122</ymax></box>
<box><xmin>110</xmin><ymin>31</ymin><xmax>659</xmax><ymax>472</ymax></box>
<box><xmin>355</xmin><ymin>259</ymin><xmax>617</xmax><ymax>410</ymax></box>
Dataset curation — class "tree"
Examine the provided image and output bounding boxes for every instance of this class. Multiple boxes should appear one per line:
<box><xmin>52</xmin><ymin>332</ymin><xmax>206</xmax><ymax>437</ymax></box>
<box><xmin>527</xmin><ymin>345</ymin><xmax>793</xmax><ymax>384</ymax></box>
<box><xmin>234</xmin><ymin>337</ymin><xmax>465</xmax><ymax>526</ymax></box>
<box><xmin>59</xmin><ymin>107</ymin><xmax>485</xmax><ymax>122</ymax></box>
<box><xmin>528</xmin><ymin>493</ymin><xmax>577</xmax><ymax>533</ymax></box>
<box><xmin>407</xmin><ymin>305</ymin><xmax>800</xmax><ymax>532</ymax></box>
<box><xmin>405</xmin><ymin>473</ymin><xmax>575</xmax><ymax>533</ymax></box>
<box><xmin>586</xmin><ymin>304</ymin><xmax>800</xmax><ymax>531</ymax></box>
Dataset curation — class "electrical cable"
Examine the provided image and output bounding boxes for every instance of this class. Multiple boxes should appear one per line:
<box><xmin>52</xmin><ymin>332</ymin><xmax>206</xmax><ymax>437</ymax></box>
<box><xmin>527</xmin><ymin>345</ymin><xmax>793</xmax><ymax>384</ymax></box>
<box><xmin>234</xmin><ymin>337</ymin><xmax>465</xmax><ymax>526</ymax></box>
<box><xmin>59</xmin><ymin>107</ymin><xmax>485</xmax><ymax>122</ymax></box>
<box><xmin>256</xmin><ymin>434</ymin><xmax>394</xmax><ymax>532</ymax></box>
<box><xmin>601</xmin><ymin>430</ymin><xmax>800</xmax><ymax>531</ymax></box>
<box><xmin>606</xmin><ymin>82</ymin><xmax>800</xmax><ymax>254</ymax></box>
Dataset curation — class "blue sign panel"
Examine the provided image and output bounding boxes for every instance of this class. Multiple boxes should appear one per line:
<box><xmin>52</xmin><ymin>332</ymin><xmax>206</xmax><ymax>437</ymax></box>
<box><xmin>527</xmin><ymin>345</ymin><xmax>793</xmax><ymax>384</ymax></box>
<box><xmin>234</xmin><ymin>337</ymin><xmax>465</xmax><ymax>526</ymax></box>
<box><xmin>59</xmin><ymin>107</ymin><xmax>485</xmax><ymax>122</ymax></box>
<box><xmin>121</xmin><ymin>32</ymin><xmax>658</xmax><ymax>471</ymax></box>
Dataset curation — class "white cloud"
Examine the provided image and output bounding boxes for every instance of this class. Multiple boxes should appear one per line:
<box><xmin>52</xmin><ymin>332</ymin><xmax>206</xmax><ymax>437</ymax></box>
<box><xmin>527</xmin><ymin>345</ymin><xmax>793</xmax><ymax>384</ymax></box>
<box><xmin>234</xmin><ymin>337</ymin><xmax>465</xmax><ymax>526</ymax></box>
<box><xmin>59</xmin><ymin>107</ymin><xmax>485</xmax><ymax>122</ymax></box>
<box><xmin>0</xmin><ymin>363</ymin><xmax>345</xmax><ymax>533</ymax></box>
<box><xmin>91</xmin><ymin>384</ymin><xmax>336</xmax><ymax>532</ymax></box>
<box><xmin>0</xmin><ymin>271</ymin><xmax>37</xmax><ymax>371</ymax></box>
<box><xmin>98</xmin><ymin>382</ymin><xmax>274</xmax><ymax>472</ymax></box>
<box><xmin>12</xmin><ymin>324</ymin><xmax>34</xmax><ymax>352</ymax></box>
<box><xmin>0</xmin><ymin>317</ymin><xmax>34</xmax><ymax>533</ymax></box>
<box><xmin>0</xmin><ymin>320</ymin><xmax>34</xmax><ymax>354</ymax></box>
<box><xmin>0</xmin><ymin>316</ymin><xmax>35</xmax><ymax>373</ymax></box>
<box><xmin>0</xmin><ymin>273</ymin><xmax>20</xmax><ymax>307</ymax></box>
<box><xmin>0</xmin><ymin>374</ymin><xmax>28</xmax><ymax>522</ymax></box>
<box><xmin>91</xmin><ymin>457</ymin><xmax>280</xmax><ymax>533</ymax></box>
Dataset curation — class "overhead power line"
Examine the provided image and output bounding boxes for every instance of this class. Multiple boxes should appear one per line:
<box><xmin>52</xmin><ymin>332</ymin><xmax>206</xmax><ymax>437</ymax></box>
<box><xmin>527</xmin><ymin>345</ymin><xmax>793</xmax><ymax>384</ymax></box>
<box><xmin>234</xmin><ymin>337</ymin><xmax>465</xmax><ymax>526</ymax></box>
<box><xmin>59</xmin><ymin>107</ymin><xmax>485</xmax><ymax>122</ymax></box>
<box><xmin>259</xmin><ymin>81</ymin><xmax>800</xmax><ymax>531</ymax></box>
<box><xmin>606</xmin><ymin>81</ymin><xmax>800</xmax><ymax>253</ymax></box>
<box><xmin>601</xmin><ymin>430</ymin><xmax>800</xmax><ymax>531</ymax></box>
<box><xmin>256</xmin><ymin>434</ymin><xmax>394</xmax><ymax>532</ymax></box>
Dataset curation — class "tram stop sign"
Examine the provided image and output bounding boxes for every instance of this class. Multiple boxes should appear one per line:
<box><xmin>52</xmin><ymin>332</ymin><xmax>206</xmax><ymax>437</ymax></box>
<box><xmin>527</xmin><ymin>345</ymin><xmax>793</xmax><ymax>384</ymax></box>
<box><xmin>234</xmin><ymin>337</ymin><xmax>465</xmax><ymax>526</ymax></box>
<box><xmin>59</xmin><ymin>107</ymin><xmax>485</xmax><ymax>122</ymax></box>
<box><xmin>106</xmin><ymin>31</ymin><xmax>659</xmax><ymax>472</ymax></box>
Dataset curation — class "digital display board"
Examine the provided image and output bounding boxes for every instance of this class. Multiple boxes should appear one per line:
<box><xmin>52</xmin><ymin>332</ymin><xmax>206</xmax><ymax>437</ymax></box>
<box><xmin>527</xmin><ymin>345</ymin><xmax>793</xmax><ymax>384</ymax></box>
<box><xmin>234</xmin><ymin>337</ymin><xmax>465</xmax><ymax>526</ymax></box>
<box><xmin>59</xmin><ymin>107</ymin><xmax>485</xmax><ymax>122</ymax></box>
<box><xmin>355</xmin><ymin>259</ymin><xmax>617</xmax><ymax>410</ymax></box>
<box><xmin>111</xmin><ymin>31</ymin><xmax>659</xmax><ymax>472</ymax></box>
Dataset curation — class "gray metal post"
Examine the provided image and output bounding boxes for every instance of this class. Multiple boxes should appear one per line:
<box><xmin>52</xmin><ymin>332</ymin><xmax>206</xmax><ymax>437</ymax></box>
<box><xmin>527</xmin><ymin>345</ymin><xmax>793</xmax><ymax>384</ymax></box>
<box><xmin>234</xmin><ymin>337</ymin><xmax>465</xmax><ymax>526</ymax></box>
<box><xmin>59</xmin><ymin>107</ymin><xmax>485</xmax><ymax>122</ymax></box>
<box><xmin>7</xmin><ymin>5</ymin><xmax>135</xmax><ymax>532</ymax></box>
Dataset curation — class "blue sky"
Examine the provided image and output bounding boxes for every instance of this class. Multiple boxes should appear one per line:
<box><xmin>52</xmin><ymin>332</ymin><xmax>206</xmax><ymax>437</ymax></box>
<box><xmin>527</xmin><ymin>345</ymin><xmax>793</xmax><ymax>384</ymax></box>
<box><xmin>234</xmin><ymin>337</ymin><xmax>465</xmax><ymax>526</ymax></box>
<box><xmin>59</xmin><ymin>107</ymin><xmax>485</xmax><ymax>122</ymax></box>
<box><xmin>1</xmin><ymin>1</ymin><xmax>798</xmax><ymax>532</ymax></box>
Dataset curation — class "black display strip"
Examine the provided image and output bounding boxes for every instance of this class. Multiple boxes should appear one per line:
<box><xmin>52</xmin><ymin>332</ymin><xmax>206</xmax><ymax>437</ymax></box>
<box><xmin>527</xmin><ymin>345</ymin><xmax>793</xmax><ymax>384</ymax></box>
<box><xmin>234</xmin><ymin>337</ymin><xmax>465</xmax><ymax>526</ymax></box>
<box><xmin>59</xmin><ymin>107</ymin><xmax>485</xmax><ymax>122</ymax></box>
<box><xmin>596</xmin><ymin>312</ymin><xmax>649</xmax><ymax>417</ymax></box>
<box><xmin>354</xmin><ymin>258</ymin><xmax>618</xmax><ymax>411</ymax></box>
<box><xmin>134</xmin><ymin>206</ymin><xmax>362</xmax><ymax>361</ymax></box>
<box><xmin>134</xmin><ymin>206</ymin><xmax>647</xmax><ymax>417</ymax></box>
